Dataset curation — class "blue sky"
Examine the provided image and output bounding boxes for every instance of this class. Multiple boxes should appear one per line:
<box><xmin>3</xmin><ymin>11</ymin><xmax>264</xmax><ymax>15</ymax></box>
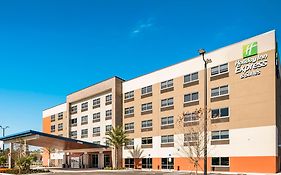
<box><xmin>0</xmin><ymin>0</ymin><xmax>280</xmax><ymax>135</ymax></box>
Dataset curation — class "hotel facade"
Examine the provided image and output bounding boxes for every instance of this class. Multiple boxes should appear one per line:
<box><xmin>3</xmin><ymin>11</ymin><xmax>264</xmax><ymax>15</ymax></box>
<box><xmin>42</xmin><ymin>30</ymin><xmax>280</xmax><ymax>173</ymax></box>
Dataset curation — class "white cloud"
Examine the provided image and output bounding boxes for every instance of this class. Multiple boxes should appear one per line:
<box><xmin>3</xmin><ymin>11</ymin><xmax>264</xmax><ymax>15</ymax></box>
<box><xmin>130</xmin><ymin>18</ymin><xmax>155</xmax><ymax>36</ymax></box>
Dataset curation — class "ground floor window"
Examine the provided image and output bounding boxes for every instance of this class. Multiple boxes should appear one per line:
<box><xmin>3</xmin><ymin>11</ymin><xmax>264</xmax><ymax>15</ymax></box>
<box><xmin>142</xmin><ymin>158</ymin><xmax>152</xmax><ymax>169</ymax></box>
<box><xmin>125</xmin><ymin>158</ymin><xmax>134</xmax><ymax>168</ymax></box>
<box><xmin>211</xmin><ymin>157</ymin><xmax>229</xmax><ymax>166</ymax></box>
<box><xmin>161</xmin><ymin>158</ymin><xmax>174</xmax><ymax>169</ymax></box>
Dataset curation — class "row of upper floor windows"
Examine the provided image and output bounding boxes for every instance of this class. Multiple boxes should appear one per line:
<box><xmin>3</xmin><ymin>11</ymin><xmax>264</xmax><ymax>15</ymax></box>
<box><xmin>124</xmin><ymin>107</ymin><xmax>229</xmax><ymax>132</ymax></box>
<box><xmin>70</xmin><ymin>125</ymin><xmax>112</xmax><ymax>138</ymax></box>
<box><xmin>124</xmin><ymin>85</ymin><xmax>229</xmax><ymax>116</ymax></box>
<box><xmin>126</xmin><ymin>129</ymin><xmax>229</xmax><ymax>148</ymax></box>
<box><xmin>50</xmin><ymin>112</ymin><xmax>64</xmax><ymax>122</ymax></box>
<box><xmin>124</xmin><ymin>63</ymin><xmax>229</xmax><ymax>100</ymax></box>
<box><xmin>70</xmin><ymin>109</ymin><xmax>112</xmax><ymax>126</ymax></box>
<box><xmin>70</xmin><ymin>94</ymin><xmax>112</xmax><ymax>114</ymax></box>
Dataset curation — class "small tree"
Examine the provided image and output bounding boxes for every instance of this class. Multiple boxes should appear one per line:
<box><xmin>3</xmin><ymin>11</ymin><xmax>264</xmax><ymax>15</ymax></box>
<box><xmin>0</xmin><ymin>155</ymin><xmax>7</xmax><ymax>167</ymax></box>
<box><xmin>128</xmin><ymin>146</ymin><xmax>144</xmax><ymax>169</ymax></box>
<box><xmin>13</xmin><ymin>139</ymin><xmax>33</xmax><ymax>174</ymax></box>
<box><xmin>106</xmin><ymin>125</ymin><xmax>129</xmax><ymax>168</ymax></box>
<box><xmin>177</xmin><ymin>108</ymin><xmax>214</xmax><ymax>175</ymax></box>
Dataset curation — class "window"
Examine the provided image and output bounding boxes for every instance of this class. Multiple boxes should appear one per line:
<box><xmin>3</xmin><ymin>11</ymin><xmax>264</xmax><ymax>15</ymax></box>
<box><xmin>184</xmin><ymin>72</ymin><xmax>198</xmax><ymax>83</ymax></box>
<box><xmin>161</xmin><ymin>116</ymin><xmax>174</xmax><ymax>126</ymax></box>
<box><xmin>58</xmin><ymin>123</ymin><xmax>63</xmax><ymax>131</ymax></box>
<box><xmin>71</xmin><ymin>105</ymin><xmax>77</xmax><ymax>114</ymax></box>
<box><xmin>125</xmin><ymin>158</ymin><xmax>134</xmax><ymax>168</ymax></box>
<box><xmin>141</xmin><ymin>85</ymin><xmax>152</xmax><ymax>95</ymax></box>
<box><xmin>142</xmin><ymin>137</ymin><xmax>153</xmax><ymax>145</ymax></box>
<box><xmin>141</xmin><ymin>120</ymin><xmax>152</xmax><ymax>128</ymax></box>
<box><xmin>211</xmin><ymin>130</ymin><xmax>229</xmax><ymax>140</ymax></box>
<box><xmin>142</xmin><ymin>158</ymin><xmax>152</xmax><ymax>169</ymax></box>
<box><xmin>51</xmin><ymin>125</ymin><xmax>55</xmax><ymax>132</ymax></box>
<box><xmin>58</xmin><ymin>112</ymin><xmax>63</xmax><ymax>120</ymax></box>
<box><xmin>212</xmin><ymin>157</ymin><xmax>229</xmax><ymax>167</ymax></box>
<box><xmin>124</xmin><ymin>107</ymin><xmax>134</xmax><ymax>115</ymax></box>
<box><xmin>81</xmin><ymin>129</ymin><xmax>88</xmax><ymax>138</ymax></box>
<box><xmin>184</xmin><ymin>133</ymin><xmax>199</xmax><ymax>142</ymax></box>
<box><xmin>161</xmin><ymin>135</ymin><xmax>174</xmax><ymax>144</ymax></box>
<box><xmin>141</xmin><ymin>102</ymin><xmax>152</xmax><ymax>112</ymax></box>
<box><xmin>70</xmin><ymin>131</ymin><xmax>77</xmax><ymax>138</ymax></box>
<box><xmin>161</xmin><ymin>98</ymin><xmax>174</xmax><ymax>108</ymax></box>
<box><xmin>127</xmin><ymin>138</ymin><xmax>134</xmax><ymax>146</ymax></box>
<box><xmin>211</xmin><ymin>107</ymin><xmax>229</xmax><ymax>118</ymax></box>
<box><xmin>93</xmin><ymin>98</ymin><xmax>100</xmax><ymax>107</ymax></box>
<box><xmin>184</xmin><ymin>92</ymin><xmax>199</xmax><ymax>103</ymax></box>
<box><xmin>124</xmin><ymin>122</ymin><xmax>134</xmax><ymax>131</ymax></box>
<box><xmin>105</xmin><ymin>125</ymin><xmax>112</xmax><ymax>132</ymax></box>
<box><xmin>161</xmin><ymin>79</ymin><xmax>173</xmax><ymax>89</ymax></box>
<box><xmin>184</xmin><ymin>112</ymin><xmax>199</xmax><ymax>122</ymax></box>
<box><xmin>106</xmin><ymin>94</ymin><xmax>112</xmax><ymax>103</ymax></box>
<box><xmin>71</xmin><ymin>118</ymin><xmax>77</xmax><ymax>126</ymax></box>
<box><xmin>93</xmin><ymin>127</ymin><xmax>100</xmax><ymax>135</ymax></box>
<box><xmin>93</xmin><ymin>112</ymin><xmax>100</xmax><ymax>122</ymax></box>
<box><xmin>211</xmin><ymin>85</ymin><xmax>229</xmax><ymax>97</ymax></box>
<box><xmin>51</xmin><ymin>115</ymin><xmax>55</xmax><ymax>122</ymax></box>
<box><xmin>211</xmin><ymin>63</ymin><xmax>228</xmax><ymax>76</ymax></box>
<box><xmin>81</xmin><ymin>115</ymin><xmax>88</xmax><ymax>125</ymax></box>
<box><xmin>161</xmin><ymin>158</ymin><xmax>174</xmax><ymax>169</ymax></box>
<box><xmin>106</xmin><ymin>110</ymin><xmax>112</xmax><ymax>119</ymax></box>
<box><xmin>81</xmin><ymin>102</ymin><xmax>88</xmax><ymax>111</ymax></box>
<box><xmin>125</xmin><ymin>91</ymin><xmax>134</xmax><ymax>99</ymax></box>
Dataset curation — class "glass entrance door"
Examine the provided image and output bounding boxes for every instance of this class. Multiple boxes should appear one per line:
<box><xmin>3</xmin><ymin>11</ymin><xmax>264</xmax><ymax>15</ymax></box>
<box><xmin>92</xmin><ymin>154</ymin><xmax>99</xmax><ymax>168</ymax></box>
<box><xmin>104</xmin><ymin>154</ymin><xmax>111</xmax><ymax>167</ymax></box>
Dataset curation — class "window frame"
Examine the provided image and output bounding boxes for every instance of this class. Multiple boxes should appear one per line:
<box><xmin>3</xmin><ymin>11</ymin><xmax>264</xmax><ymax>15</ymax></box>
<box><xmin>161</xmin><ymin>98</ymin><xmax>174</xmax><ymax>108</ymax></box>
<box><xmin>124</xmin><ymin>91</ymin><xmax>134</xmax><ymax>100</ymax></box>
<box><xmin>184</xmin><ymin>92</ymin><xmax>199</xmax><ymax>104</ymax></box>
<box><xmin>211</xmin><ymin>85</ymin><xmax>229</xmax><ymax>98</ymax></box>
<box><xmin>211</xmin><ymin>130</ymin><xmax>229</xmax><ymax>140</ymax></box>
<box><xmin>184</xmin><ymin>112</ymin><xmax>199</xmax><ymax>123</ymax></box>
<box><xmin>141</xmin><ymin>102</ymin><xmax>152</xmax><ymax>112</ymax></box>
<box><xmin>124</xmin><ymin>106</ymin><xmax>134</xmax><ymax>115</ymax></box>
<box><xmin>124</xmin><ymin>122</ymin><xmax>134</xmax><ymax>131</ymax></box>
<box><xmin>211</xmin><ymin>63</ymin><xmax>229</xmax><ymax>77</ymax></box>
<box><xmin>161</xmin><ymin>135</ymin><xmax>174</xmax><ymax>144</ymax></box>
<box><xmin>141</xmin><ymin>119</ymin><xmax>153</xmax><ymax>129</ymax></box>
<box><xmin>81</xmin><ymin>115</ymin><xmax>88</xmax><ymax>125</ymax></box>
<box><xmin>161</xmin><ymin>79</ymin><xmax>174</xmax><ymax>90</ymax></box>
<box><xmin>184</xmin><ymin>72</ymin><xmax>199</xmax><ymax>84</ymax></box>
<box><xmin>141</xmin><ymin>137</ymin><xmax>153</xmax><ymax>145</ymax></box>
<box><xmin>141</xmin><ymin>85</ymin><xmax>153</xmax><ymax>95</ymax></box>
<box><xmin>161</xmin><ymin>116</ymin><xmax>174</xmax><ymax>126</ymax></box>
<box><xmin>211</xmin><ymin>107</ymin><xmax>230</xmax><ymax>119</ymax></box>
<box><xmin>211</xmin><ymin>157</ymin><xmax>230</xmax><ymax>167</ymax></box>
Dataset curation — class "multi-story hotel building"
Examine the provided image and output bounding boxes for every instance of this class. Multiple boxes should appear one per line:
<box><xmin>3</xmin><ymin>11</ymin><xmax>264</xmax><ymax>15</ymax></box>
<box><xmin>42</xmin><ymin>30</ymin><xmax>280</xmax><ymax>173</ymax></box>
<box><xmin>122</xmin><ymin>30</ymin><xmax>280</xmax><ymax>173</ymax></box>
<box><xmin>42</xmin><ymin>77</ymin><xmax>124</xmax><ymax>168</ymax></box>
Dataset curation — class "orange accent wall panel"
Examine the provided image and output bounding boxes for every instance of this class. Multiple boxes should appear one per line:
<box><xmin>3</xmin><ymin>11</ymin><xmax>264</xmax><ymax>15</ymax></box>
<box><xmin>152</xmin><ymin>158</ymin><xmax>161</xmax><ymax>170</ymax></box>
<box><xmin>230</xmin><ymin>156</ymin><xmax>278</xmax><ymax>173</ymax></box>
<box><xmin>42</xmin><ymin>117</ymin><xmax>51</xmax><ymax>134</ymax></box>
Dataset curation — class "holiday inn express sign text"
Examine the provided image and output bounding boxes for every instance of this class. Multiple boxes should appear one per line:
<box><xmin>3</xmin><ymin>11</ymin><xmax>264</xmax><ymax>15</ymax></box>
<box><xmin>235</xmin><ymin>42</ymin><xmax>268</xmax><ymax>79</ymax></box>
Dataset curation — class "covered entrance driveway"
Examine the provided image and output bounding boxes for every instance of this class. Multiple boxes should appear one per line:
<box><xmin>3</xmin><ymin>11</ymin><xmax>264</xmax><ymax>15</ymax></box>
<box><xmin>0</xmin><ymin>130</ymin><xmax>111</xmax><ymax>169</ymax></box>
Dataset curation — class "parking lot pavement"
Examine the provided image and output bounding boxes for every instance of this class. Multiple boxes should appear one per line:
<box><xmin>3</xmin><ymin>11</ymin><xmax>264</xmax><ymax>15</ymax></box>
<box><xmin>48</xmin><ymin>170</ymin><xmax>192</xmax><ymax>175</ymax></box>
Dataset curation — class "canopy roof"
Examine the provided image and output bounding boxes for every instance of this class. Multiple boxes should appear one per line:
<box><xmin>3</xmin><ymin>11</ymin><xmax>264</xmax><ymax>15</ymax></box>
<box><xmin>0</xmin><ymin>130</ymin><xmax>107</xmax><ymax>150</ymax></box>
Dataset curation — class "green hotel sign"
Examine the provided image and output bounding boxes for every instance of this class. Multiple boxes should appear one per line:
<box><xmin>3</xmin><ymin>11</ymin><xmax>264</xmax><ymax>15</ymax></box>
<box><xmin>243</xmin><ymin>42</ymin><xmax>258</xmax><ymax>58</ymax></box>
<box><xmin>235</xmin><ymin>41</ymin><xmax>268</xmax><ymax>79</ymax></box>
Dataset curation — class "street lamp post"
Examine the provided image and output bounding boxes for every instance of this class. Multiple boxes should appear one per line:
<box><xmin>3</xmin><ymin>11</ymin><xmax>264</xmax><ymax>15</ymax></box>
<box><xmin>198</xmin><ymin>49</ymin><xmax>211</xmax><ymax>175</ymax></box>
<box><xmin>0</xmin><ymin>125</ymin><xmax>9</xmax><ymax>152</ymax></box>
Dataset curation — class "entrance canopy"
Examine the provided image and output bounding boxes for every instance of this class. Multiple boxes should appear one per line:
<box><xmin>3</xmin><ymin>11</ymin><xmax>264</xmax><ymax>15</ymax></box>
<box><xmin>0</xmin><ymin>130</ymin><xmax>108</xmax><ymax>150</ymax></box>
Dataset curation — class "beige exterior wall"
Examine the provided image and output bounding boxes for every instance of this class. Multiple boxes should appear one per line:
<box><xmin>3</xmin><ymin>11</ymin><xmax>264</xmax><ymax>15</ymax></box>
<box><xmin>122</xmin><ymin>30</ymin><xmax>280</xmax><ymax>173</ymax></box>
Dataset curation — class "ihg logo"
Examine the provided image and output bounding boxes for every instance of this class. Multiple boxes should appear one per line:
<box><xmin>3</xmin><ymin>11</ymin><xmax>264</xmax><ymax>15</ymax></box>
<box><xmin>243</xmin><ymin>42</ymin><xmax>257</xmax><ymax>58</ymax></box>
